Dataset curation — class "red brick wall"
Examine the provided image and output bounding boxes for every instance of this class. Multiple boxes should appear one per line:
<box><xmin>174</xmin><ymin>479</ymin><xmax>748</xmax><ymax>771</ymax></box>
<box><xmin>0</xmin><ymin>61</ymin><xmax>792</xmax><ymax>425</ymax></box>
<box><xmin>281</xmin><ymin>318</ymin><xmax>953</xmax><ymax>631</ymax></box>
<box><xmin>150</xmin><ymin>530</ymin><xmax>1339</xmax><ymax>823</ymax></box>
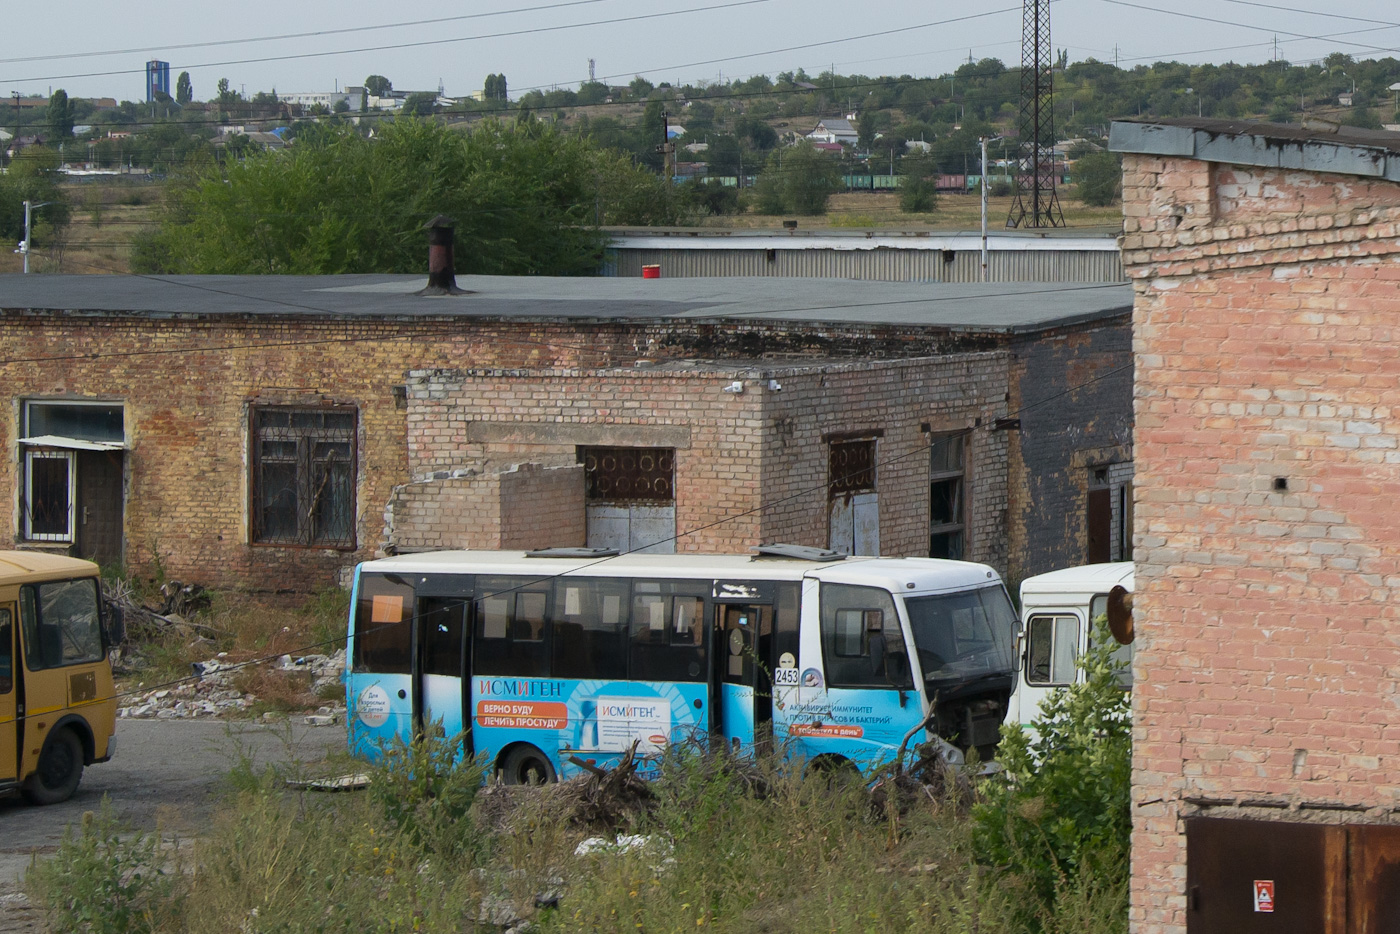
<box><xmin>397</xmin><ymin>354</ymin><xmax>1011</xmax><ymax>562</ymax></box>
<box><xmin>1122</xmin><ymin>154</ymin><xmax>1400</xmax><ymax>933</ymax></box>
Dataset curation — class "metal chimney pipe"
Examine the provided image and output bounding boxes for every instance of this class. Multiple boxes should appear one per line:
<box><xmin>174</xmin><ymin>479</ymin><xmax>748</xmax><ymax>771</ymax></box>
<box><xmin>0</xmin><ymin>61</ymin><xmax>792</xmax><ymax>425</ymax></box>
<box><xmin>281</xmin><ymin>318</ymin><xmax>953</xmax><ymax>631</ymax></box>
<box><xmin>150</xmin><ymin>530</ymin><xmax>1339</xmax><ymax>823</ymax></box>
<box><xmin>416</xmin><ymin>214</ymin><xmax>469</xmax><ymax>296</ymax></box>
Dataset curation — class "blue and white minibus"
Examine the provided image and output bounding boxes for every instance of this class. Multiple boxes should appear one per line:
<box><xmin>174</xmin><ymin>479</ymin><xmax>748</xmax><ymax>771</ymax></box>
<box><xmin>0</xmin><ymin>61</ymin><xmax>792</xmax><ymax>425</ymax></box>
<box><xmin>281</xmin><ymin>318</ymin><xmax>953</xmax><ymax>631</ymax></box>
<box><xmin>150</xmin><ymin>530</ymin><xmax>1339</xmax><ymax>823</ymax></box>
<box><xmin>345</xmin><ymin>545</ymin><xmax>1019</xmax><ymax>782</ymax></box>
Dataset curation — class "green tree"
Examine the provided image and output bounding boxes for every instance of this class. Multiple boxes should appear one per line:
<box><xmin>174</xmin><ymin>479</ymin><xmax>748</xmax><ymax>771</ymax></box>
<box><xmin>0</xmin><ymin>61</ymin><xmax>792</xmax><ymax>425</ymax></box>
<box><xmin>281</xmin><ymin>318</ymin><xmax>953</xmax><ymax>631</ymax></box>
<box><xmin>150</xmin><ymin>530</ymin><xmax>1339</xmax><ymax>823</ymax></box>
<box><xmin>132</xmin><ymin>119</ymin><xmax>613</xmax><ymax>276</ymax></box>
<box><xmin>0</xmin><ymin>146</ymin><xmax>70</xmax><ymax>243</ymax></box>
<box><xmin>752</xmin><ymin>142</ymin><xmax>840</xmax><ymax>215</ymax></box>
<box><xmin>175</xmin><ymin>72</ymin><xmax>193</xmax><ymax>105</ymax></box>
<box><xmin>898</xmin><ymin>151</ymin><xmax>939</xmax><ymax>213</ymax></box>
<box><xmin>402</xmin><ymin>92</ymin><xmax>437</xmax><ymax>117</ymax></box>
<box><xmin>972</xmin><ymin>617</ymin><xmax>1131</xmax><ymax>930</ymax></box>
<box><xmin>628</xmin><ymin>76</ymin><xmax>654</xmax><ymax>99</ymax></box>
<box><xmin>856</xmin><ymin>110</ymin><xmax>877</xmax><ymax>150</ymax></box>
<box><xmin>590</xmin><ymin>149</ymin><xmax>680</xmax><ymax>225</ymax></box>
<box><xmin>46</xmin><ymin>90</ymin><xmax>73</xmax><ymax>139</ymax></box>
<box><xmin>483</xmin><ymin>74</ymin><xmax>508</xmax><ymax>102</ymax></box>
<box><xmin>365</xmin><ymin>75</ymin><xmax>393</xmax><ymax>97</ymax></box>
<box><xmin>1074</xmin><ymin>150</ymin><xmax>1123</xmax><ymax>206</ymax></box>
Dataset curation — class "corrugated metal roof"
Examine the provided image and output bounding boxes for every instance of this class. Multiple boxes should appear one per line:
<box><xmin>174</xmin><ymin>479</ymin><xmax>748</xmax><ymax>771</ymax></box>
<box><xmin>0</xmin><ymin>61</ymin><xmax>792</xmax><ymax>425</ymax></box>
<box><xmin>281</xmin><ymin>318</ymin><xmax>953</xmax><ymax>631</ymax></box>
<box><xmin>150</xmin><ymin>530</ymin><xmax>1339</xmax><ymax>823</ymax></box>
<box><xmin>0</xmin><ymin>274</ymin><xmax>1132</xmax><ymax>332</ymax></box>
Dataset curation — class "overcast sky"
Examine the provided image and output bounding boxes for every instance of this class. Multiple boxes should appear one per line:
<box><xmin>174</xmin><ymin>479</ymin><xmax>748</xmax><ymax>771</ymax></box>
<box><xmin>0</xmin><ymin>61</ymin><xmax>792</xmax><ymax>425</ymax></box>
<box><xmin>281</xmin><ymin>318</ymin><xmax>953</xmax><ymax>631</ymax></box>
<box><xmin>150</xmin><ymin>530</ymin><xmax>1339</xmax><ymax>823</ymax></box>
<box><xmin>7</xmin><ymin>0</ymin><xmax>1400</xmax><ymax>102</ymax></box>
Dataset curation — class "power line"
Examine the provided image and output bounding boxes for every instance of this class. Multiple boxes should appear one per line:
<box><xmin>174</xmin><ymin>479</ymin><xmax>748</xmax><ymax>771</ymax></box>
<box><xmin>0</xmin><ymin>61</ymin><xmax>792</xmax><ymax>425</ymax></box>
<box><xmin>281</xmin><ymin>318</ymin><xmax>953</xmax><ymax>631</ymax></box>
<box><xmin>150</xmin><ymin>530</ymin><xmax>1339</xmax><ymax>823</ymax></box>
<box><xmin>0</xmin><ymin>0</ymin><xmax>630</xmax><ymax>66</ymax></box>
<box><xmin>2</xmin><ymin>0</ymin><xmax>777</xmax><ymax>86</ymax></box>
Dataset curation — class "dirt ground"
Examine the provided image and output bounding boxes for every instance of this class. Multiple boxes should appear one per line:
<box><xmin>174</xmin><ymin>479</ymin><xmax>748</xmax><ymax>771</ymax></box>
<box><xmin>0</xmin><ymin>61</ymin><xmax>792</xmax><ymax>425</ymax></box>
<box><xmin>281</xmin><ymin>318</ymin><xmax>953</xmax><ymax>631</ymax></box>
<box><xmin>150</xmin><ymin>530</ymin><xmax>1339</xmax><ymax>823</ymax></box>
<box><xmin>0</xmin><ymin>718</ymin><xmax>345</xmax><ymax>933</ymax></box>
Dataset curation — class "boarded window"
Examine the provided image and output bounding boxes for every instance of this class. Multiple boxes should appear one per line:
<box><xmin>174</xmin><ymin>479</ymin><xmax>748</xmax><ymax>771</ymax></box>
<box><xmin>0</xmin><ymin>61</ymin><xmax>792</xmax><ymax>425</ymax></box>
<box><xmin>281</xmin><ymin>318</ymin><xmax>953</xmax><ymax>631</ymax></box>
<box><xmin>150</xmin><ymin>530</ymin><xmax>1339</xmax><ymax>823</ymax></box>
<box><xmin>250</xmin><ymin>406</ymin><xmax>356</xmax><ymax>548</ymax></box>
<box><xmin>830</xmin><ymin>439</ymin><xmax>879</xmax><ymax>555</ymax></box>
<box><xmin>929</xmin><ymin>433</ymin><xmax>966</xmax><ymax>560</ymax></box>
<box><xmin>579</xmin><ymin>447</ymin><xmax>676</xmax><ymax>554</ymax></box>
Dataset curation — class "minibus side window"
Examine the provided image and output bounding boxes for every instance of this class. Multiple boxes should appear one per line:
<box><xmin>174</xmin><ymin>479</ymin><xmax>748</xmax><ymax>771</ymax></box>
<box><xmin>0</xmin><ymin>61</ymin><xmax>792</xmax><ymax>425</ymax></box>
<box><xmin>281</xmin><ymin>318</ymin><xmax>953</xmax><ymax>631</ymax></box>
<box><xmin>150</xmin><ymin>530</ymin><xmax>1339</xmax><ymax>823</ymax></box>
<box><xmin>0</xmin><ymin>608</ymin><xmax>12</xmax><ymax>693</ymax></box>
<box><xmin>19</xmin><ymin>580</ymin><xmax>103</xmax><ymax>671</ymax></box>
<box><xmin>352</xmin><ymin>574</ymin><xmax>413</xmax><ymax>674</ymax></box>
<box><xmin>1025</xmin><ymin>614</ymin><xmax>1078</xmax><ymax>685</ymax></box>
<box><xmin>819</xmin><ymin>583</ymin><xmax>909</xmax><ymax>688</ymax></box>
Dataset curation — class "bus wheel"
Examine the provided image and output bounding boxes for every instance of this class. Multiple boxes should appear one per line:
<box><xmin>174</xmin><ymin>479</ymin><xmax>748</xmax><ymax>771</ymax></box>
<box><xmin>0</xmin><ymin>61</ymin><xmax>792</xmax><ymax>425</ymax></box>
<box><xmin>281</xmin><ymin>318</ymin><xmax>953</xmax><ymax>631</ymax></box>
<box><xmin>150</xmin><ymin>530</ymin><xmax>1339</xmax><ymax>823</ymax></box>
<box><xmin>22</xmin><ymin>728</ymin><xmax>84</xmax><ymax>806</ymax></box>
<box><xmin>499</xmin><ymin>745</ymin><xmax>556</xmax><ymax>786</ymax></box>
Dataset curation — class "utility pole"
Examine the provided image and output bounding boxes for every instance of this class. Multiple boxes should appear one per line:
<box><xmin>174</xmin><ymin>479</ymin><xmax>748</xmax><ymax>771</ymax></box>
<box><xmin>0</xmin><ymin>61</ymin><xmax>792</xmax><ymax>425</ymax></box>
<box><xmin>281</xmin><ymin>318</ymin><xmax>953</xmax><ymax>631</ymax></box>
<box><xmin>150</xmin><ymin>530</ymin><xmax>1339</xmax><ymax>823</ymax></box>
<box><xmin>981</xmin><ymin>137</ymin><xmax>992</xmax><ymax>281</ymax></box>
<box><xmin>16</xmin><ymin>200</ymin><xmax>53</xmax><ymax>274</ymax></box>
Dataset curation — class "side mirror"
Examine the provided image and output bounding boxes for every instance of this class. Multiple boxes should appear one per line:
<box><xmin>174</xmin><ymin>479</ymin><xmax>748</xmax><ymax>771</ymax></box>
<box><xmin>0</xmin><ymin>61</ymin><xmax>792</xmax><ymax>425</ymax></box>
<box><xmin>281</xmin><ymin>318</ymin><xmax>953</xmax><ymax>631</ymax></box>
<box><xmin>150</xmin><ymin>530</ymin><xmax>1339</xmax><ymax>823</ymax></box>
<box><xmin>886</xmin><ymin>647</ymin><xmax>913</xmax><ymax>689</ymax></box>
<box><xmin>103</xmin><ymin>604</ymin><xmax>126</xmax><ymax>649</ymax></box>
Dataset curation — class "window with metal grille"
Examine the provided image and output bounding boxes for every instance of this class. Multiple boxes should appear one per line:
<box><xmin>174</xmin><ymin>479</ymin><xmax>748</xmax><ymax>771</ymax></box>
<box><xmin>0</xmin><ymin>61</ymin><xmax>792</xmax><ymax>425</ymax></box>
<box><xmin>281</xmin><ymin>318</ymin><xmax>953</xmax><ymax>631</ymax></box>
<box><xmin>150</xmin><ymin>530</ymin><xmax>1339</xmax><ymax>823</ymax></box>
<box><xmin>250</xmin><ymin>406</ymin><xmax>357</xmax><ymax>548</ymax></box>
<box><xmin>929</xmin><ymin>433</ymin><xmax>966</xmax><ymax>559</ymax></box>
<box><xmin>579</xmin><ymin>447</ymin><xmax>675</xmax><ymax>503</ymax></box>
<box><xmin>829</xmin><ymin>439</ymin><xmax>876</xmax><ymax>497</ymax></box>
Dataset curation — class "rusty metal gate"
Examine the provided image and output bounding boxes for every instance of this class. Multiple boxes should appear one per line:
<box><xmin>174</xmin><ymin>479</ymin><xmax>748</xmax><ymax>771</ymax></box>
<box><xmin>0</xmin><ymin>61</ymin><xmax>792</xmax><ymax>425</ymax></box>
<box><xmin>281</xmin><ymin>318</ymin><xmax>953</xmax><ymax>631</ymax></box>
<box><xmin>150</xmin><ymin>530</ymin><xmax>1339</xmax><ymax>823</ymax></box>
<box><xmin>1187</xmin><ymin>817</ymin><xmax>1400</xmax><ymax>934</ymax></box>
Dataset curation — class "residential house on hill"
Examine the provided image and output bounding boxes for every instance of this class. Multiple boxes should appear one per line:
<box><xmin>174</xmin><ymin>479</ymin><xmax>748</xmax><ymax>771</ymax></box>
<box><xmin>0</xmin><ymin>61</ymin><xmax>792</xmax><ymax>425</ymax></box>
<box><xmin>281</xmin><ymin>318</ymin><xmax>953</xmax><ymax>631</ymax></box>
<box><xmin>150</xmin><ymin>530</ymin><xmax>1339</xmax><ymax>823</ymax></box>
<box><xmin>806</xmin><ymin>118</ymin><xmax>858</xmax><ymax>147</ymax></box>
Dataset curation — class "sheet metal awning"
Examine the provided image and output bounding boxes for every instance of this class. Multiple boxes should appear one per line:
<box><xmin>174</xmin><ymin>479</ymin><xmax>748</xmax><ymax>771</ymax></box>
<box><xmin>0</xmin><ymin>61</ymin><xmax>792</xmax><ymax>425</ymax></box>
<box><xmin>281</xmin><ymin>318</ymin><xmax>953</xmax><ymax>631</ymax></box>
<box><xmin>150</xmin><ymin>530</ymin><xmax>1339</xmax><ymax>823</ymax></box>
<box><xmin>19</xmin><ymin>434</ymin><xmax>126</xmax><ymax>452</ymax></box>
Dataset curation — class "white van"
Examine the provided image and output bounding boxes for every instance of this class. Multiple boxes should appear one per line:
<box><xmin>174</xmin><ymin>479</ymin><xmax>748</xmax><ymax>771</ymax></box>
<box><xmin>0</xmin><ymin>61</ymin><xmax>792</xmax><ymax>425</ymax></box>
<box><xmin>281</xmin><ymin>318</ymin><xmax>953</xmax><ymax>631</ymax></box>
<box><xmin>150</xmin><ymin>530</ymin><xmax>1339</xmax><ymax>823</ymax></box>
<box><xmin>1003</xmin><ymin>562</ymin><xmax>1133</xmax><ymax>732</ymax></box>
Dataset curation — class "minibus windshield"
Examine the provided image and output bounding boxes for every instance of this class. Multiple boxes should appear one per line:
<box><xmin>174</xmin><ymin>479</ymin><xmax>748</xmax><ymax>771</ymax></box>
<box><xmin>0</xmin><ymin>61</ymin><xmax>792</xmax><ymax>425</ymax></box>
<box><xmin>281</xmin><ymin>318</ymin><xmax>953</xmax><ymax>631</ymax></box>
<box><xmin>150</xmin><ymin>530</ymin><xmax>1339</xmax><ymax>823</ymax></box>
<box><xmin>904</xmin><ymin>585</ymin><xmax>1017</xmax><ymax>685</ymax></box>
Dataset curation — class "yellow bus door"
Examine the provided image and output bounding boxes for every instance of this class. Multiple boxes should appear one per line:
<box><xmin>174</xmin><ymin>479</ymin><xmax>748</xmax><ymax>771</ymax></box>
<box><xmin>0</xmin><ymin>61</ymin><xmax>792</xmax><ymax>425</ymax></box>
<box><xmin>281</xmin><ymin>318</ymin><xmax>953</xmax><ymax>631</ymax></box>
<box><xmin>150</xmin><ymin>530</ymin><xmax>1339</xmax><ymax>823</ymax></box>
<box><xmin>0</xmin><ymin>607</ymin><xmax>16</xmax><ymax>788</ymax></box>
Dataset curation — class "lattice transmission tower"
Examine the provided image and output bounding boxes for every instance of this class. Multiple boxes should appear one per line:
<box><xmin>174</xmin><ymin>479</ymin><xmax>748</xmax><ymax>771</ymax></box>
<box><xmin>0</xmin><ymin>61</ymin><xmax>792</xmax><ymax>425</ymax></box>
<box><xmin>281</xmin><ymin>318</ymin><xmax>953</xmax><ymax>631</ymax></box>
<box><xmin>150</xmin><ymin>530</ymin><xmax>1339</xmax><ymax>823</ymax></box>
<box><xmin>1007</xmin><ymin>0</ymin><xmax>1064</xmax><ymax>228</ymax></box>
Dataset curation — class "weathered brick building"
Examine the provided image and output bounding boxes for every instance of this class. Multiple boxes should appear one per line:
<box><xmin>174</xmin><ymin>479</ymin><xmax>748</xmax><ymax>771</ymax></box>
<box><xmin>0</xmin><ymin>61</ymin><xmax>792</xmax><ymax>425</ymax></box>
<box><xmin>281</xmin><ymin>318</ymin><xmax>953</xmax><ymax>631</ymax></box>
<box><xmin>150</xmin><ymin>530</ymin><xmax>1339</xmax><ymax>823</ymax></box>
<box><xmin>1113</xmin><ymin>118</ymin><xmax>1400</xmax><ymax>932</ymax></box>
<box><xmin>1</xmin><ymin>274</ymin><xmax>1132</xmax><ymax>591</ymax></box>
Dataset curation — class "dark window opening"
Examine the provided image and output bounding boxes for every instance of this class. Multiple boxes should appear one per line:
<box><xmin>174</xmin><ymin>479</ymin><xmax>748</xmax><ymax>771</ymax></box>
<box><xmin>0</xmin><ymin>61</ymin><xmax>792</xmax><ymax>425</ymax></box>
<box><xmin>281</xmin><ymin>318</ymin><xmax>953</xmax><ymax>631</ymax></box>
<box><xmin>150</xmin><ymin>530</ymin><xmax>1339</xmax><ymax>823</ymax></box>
<box><xmin>929</xmin><ymin>433</ymin><xmax>966</xmax><ymax>559</ymax></box>
<box><xmin>474</xmin><ymin>576</ymin><xmax>552</xmax><ymax>677</ymax></box>
<box><xmin>552</xmin><ymin>578</ymin><xmax>629</xmax><ymax>680</ymax></box>
<box><xmin>250</xmin><ymin>406</ymin><xmax>357</xmax><ymax>548</ymax></box>
<box><xmin>629</xmin><ymin>580</ymin><xmax>708</xmax><ymax>682</ymax></box>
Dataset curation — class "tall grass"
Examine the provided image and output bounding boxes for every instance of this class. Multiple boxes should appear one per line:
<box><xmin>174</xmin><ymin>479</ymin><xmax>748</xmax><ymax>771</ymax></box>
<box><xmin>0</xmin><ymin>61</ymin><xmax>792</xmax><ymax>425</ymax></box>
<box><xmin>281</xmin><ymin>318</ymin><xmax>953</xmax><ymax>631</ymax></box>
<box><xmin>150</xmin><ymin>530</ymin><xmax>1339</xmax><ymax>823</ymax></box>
<box><xmin>30</xmin><ymin>732</ymin><xmax>1125</xmax><ymax>934</ymax></box>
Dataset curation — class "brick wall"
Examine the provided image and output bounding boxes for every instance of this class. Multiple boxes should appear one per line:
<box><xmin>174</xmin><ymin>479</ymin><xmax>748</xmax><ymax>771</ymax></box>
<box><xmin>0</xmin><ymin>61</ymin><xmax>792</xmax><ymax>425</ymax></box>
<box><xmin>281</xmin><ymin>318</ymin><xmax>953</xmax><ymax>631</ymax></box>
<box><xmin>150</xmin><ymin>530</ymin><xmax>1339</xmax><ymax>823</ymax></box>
<box><xmin>0</xmin><ymin>312</ymin><xmax>1005</xmax><ymax>591</ymax></box>
<box><xmin>1006</xmin><ymin>318</ymin><xmax>1135</xmax><ymax>586</ymax></box>
<box><xmin>396</xmin><ymin>353</ymin><xmax>1013</xmax><ymax>567</ymax></box>
<box><xmin>1121</xmin><ymin>153</ymin><xmax>1400</xmax><ymax>933</ymax></box>
<box><xmin>386</xmin><ymin>462</ymin><xmax>585</xmax><ymax>552</ymax></box>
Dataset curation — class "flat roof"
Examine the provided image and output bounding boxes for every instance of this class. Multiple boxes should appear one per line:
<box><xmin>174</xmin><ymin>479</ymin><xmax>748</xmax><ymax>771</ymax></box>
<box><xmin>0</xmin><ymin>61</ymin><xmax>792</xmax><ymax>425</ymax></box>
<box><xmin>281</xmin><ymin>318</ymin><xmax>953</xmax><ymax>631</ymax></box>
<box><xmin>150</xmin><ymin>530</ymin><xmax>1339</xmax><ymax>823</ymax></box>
<box><xmin>1110</xmin><ymin>117</ymin><xmax>1400</xmax><ymax>182</ymax></box>
<box><xmin>0</xmin><ymin>275</ymin><xmax>1133</xmax><ymax>333</ymax></box>
<box><xmin>607</xmin><ymin>231</ymin><xmax>1121</xmax><ymax>253</ymax></box>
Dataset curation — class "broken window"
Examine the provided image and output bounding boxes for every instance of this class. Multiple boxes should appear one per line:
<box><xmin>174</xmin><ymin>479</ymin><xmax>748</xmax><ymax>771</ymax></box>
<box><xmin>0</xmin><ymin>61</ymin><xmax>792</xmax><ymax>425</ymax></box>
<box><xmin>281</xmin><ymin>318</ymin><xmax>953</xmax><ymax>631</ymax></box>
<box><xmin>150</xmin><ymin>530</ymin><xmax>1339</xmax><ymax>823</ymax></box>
<box><xmin>250</xmin><ymin>406</ymin><xmax>356</xmax><ymax>548</ymax></box>
<box><xmin>929</xmin><ymin>433</ymin><xmax>966</xmax><ymax>559</ymax></box>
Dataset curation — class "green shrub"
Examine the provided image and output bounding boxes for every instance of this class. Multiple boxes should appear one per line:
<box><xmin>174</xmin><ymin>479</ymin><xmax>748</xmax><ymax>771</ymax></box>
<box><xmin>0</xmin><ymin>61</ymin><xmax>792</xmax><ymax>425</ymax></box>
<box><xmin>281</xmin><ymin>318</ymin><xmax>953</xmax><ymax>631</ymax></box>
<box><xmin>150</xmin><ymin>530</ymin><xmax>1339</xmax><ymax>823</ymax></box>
<box><xmin>27</xmin><ymin>801</ymin><xmax>185</xmax><ymax>934</ymax></box>
<box><xmin>971</xmin><ymin>616</ymin><xmax>1132</xmax><ymax>932</ymax></box>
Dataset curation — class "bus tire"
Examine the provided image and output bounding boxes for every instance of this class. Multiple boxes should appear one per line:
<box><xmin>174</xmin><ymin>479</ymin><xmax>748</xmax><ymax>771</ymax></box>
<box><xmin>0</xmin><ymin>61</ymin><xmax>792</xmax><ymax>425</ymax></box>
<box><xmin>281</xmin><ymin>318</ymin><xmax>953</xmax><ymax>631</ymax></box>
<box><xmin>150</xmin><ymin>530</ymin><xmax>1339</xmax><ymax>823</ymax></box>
<box><xmin>499</xmin><ymin>745</ymin><xmax>556</xmax><ymax>786</ymax></box>
<box><xmin>22</xmin><ymin>728</ymin><xmax>84</xmax><ymax>806</ymax></box>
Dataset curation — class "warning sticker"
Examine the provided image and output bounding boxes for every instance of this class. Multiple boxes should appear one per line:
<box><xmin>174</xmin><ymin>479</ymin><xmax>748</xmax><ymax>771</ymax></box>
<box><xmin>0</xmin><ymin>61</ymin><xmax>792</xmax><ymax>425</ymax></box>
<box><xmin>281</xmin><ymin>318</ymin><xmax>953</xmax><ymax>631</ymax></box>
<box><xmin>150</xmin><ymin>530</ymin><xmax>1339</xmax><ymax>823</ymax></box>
<box><xmin>1253</xmin><ymin>880</ymin><xmax>1274</xmax><ymax>913</ymax></box>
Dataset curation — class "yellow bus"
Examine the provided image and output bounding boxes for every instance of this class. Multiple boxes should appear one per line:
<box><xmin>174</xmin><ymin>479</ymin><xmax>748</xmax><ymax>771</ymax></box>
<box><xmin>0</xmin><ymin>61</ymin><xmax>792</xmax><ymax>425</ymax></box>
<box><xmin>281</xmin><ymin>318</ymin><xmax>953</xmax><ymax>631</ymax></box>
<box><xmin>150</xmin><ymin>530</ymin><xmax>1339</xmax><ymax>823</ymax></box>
<box><xmin>1</xmin><ymin>552</ymin><xmax>119</xmax><ymax>805</ymax></box>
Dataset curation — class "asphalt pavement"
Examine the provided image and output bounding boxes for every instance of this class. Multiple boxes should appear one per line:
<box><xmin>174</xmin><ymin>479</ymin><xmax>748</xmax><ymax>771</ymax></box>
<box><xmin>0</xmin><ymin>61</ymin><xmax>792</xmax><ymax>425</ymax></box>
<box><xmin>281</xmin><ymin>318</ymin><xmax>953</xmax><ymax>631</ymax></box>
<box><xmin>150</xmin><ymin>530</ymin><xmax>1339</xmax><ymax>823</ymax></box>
<box><xmin>0</xmin><ymin>718</ymin><xmax>346</xmax><ymax>932</ymax></box>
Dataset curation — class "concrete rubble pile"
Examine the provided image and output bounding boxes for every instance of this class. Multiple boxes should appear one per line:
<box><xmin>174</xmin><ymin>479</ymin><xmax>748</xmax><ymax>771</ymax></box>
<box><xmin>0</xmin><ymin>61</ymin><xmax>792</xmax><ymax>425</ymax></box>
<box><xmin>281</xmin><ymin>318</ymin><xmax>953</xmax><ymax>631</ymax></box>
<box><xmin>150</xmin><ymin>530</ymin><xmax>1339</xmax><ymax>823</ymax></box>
<box><xmin>119</xmin><ymin>649</ymin><xmax>347</xmax><ymax>723</ymax></box>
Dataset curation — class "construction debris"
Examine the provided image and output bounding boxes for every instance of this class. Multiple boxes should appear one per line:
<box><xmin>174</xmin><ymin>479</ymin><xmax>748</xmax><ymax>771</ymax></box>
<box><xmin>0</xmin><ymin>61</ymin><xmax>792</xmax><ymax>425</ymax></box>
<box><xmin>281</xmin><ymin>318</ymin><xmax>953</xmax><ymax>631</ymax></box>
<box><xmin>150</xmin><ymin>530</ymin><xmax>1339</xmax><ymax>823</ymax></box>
<box><xmin>118</xmin><ymin>650</ymin><xmax>347</xmax><ymax>720</ymax></box>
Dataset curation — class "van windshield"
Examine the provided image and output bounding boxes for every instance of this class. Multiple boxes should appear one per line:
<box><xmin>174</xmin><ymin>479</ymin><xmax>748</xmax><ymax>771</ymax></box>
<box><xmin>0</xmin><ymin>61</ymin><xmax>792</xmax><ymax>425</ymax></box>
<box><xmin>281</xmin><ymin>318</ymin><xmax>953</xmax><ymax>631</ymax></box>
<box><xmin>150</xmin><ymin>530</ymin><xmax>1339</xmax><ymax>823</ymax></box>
<box><xmin>904</xmin><ymin>585</ymin><xmax>1017</xmax><ymax>685</ymax></box>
